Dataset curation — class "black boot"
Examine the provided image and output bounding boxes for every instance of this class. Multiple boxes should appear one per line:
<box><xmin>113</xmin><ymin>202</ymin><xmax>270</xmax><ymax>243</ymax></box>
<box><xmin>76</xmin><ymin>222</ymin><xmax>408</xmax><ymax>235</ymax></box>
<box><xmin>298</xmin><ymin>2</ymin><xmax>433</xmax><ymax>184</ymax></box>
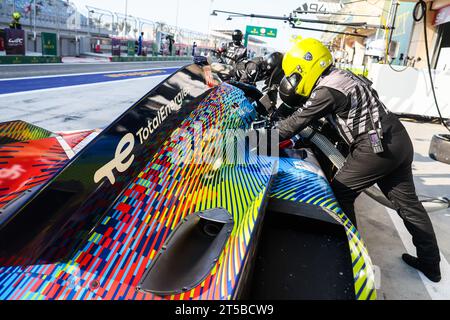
<box><xmin>402</xmin><ymin>254</ymin><xmax>441</xmax><ymax>283</ymax></box>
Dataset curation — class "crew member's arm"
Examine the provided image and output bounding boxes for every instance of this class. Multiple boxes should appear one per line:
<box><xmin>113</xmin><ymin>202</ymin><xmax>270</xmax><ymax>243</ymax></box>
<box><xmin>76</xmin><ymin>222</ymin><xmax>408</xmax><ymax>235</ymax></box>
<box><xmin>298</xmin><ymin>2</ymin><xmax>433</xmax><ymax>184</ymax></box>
<box><xmin>276</xmin><ymin>86</ymin><xmax>346</xmax><ymax>140</ymax></box>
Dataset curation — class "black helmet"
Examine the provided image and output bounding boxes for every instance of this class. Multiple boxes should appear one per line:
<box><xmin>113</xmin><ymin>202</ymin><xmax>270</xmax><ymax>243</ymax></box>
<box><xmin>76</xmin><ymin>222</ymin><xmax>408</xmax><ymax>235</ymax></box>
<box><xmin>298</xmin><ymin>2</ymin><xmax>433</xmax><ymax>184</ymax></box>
<box><xmin>279</xmin><ymin>74</ymin><xmax>308</xmax><ymax>107</ymax></box>
<box><xmin>232</xmin><ymin>30</ymin><xmax>243</xmax><ymax>44</ymax></box>
<box><xmin>263</xmin><ymin>52</ymin><xmax>283</xmax><ymax>76</ymax></box>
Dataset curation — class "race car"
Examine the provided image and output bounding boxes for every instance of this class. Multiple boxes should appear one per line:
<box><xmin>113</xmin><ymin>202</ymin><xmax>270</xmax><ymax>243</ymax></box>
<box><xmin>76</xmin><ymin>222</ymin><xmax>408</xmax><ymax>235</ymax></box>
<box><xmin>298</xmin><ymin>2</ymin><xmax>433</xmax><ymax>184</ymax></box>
<box><xmin>0</xmin><ymin>62</ymin><xmax>376</xmax><ymax>300</ymax></box>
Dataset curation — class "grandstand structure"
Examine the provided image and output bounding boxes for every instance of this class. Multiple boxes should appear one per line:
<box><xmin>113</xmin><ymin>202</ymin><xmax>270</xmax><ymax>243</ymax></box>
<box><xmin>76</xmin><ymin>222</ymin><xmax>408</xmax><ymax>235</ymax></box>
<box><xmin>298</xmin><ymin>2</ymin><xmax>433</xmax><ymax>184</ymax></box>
<box><xmin>0</xmin><ymin>0</ymin><xmax>268</xmax><ymax>57</ymax></box>
<box><xmin>0</xmin><ymin>0</ymin><xmax>103</xmax><ymax>56</ymax></box>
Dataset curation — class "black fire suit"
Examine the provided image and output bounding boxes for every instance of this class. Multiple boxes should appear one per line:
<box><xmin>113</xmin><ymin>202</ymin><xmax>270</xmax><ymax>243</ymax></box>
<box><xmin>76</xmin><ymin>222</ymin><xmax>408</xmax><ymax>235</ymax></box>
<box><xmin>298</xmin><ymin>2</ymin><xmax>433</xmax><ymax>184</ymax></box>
<box><xmin>276</xmin><ymin>67</ymin><xmax>440</xmax><ymax>264</ymax></box>
<box><xmin>224</xmin><ymin>42</ymin><xmax>247</xmax><ymax>65</ymax></box>
<box><xmin>9</xmin><ymin>20</ymin><xmax>22</xmax><ymax>30</ymax></box>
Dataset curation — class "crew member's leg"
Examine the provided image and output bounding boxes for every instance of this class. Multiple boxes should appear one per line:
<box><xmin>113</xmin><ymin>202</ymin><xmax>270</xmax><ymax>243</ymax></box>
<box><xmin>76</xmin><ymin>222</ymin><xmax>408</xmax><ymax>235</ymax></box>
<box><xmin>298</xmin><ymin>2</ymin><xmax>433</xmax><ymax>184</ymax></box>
<box><xmin>332</xmin><ymin>113</ymin><xmax>440</xmax><ymax>281</ymax></box>
<box><xmin>331</xmin><ymin>140</ymin><xmax>393</xmax><ymax>226</ymax></box>
<box><xmin>378</xmin><ymin>165</ymin><xmax>440</xmax><ymax>262</ymax></box>
<box><xmin>377</xmin><ymin>132</ymin><xmax>441</xmax><ymax>282</ymax></box>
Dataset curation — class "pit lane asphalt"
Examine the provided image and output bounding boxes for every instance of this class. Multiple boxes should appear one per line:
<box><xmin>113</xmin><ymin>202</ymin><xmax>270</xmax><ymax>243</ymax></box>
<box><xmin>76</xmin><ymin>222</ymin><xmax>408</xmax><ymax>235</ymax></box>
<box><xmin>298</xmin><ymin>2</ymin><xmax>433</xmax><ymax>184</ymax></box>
<box><xmin>0</xmin><ymin>60</ymin><xmax>190</xmax><ymax>79</ymax></box>
<box><xmin>0</xmin><ymin>61</ymin><xmax>192</xmax><ymax>95</ymax></box>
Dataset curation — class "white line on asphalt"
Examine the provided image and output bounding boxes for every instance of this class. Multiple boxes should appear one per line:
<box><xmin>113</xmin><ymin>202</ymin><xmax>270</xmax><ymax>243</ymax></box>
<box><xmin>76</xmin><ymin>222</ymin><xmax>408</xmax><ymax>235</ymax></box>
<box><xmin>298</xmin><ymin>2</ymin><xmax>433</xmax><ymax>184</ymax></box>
<box><xmin>0</xmin><ymin>60</ymin><xmax>190</xmax><ymax>69</ymax></box>
<box><xmin>0</xmin><ymin>75</ymin><xmax>168</xmax><ymax>98</ymax></box>
<box><xmin>59</xmin><ymin>60</ymin><xmax>189</xmax><ymax>66</ymax></box>
<box><xmin>387</xmin><ymin>208</ymin><xmax>450</xmax><ymax>300</ymax></box>
<box><xmin>0</xmin><ymin>66</ymin><xmax>180</xmax><ymax>81</ymax></box>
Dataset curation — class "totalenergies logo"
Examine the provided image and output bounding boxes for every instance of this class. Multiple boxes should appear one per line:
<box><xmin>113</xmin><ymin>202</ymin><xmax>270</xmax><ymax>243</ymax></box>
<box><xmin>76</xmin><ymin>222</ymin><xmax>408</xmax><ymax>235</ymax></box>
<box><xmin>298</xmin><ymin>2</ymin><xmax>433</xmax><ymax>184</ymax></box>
<box><xmin>94</xmin><ymin>89</ymin><xmax>189</xmax><ymax>185</ymax></box>
<box><xmin>94</xmin><ymin>133</ymin><xmax>135</xmax><ymax>185</ymax></box>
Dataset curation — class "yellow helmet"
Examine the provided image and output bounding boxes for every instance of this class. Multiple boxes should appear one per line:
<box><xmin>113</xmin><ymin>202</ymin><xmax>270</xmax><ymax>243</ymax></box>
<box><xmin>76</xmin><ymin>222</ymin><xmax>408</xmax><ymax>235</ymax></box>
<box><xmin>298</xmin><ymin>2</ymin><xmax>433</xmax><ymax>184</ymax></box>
<box><xmin>282</xmin><ymin>38</ymin><xmax>333</xmax><ymax>97</ymax></box>
<box><xmin>12</xmin><ymin>12</ymin><xmax>21</xmax><ymax>20</ymax></box>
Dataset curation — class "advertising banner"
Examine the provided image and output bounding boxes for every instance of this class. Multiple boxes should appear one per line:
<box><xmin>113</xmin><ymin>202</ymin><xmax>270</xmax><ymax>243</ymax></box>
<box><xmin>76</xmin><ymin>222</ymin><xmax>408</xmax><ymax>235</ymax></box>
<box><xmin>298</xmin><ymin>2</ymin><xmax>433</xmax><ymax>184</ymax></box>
<box><xmin>245</xmin><ymin>25</ymin><xmax>278</xmax><ymax>38</ymax></box>
<box><xmin>5</xmin><ymin>28</ymin><xmax>25</xmax><ymax>55</ymax></box>
<box><xmin>0</xmin><ymin>29</ymin><xmax>5</xmax><ymax>52</ymax></box>
<box><xmin>127</xmin><ymin>40</ymin><xmax>135</xmax><ymax>56</ymax></box>
<box><xmin>42</xmin><ymin>32</ymin><xmax>58</xmax><ymax>56</ymax></box>
<box><xmin>112</xmin><ymin>38</ymin><xmax>121</xmax><ymax>56</ymax></box>
<box><xmin>244</xmin><ymin>25</ymin><xmax>277</xmax><ymax>46</ymax></box>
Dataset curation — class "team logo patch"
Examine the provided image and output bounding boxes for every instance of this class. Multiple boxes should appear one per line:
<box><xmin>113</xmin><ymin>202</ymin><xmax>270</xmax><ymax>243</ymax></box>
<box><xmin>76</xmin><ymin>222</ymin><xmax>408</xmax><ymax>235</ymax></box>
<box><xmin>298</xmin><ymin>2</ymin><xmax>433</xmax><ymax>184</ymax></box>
<box><xmin>304</xmin><ymin>52</ymin><xmax>313</xmax><ymax>61</ymax></box>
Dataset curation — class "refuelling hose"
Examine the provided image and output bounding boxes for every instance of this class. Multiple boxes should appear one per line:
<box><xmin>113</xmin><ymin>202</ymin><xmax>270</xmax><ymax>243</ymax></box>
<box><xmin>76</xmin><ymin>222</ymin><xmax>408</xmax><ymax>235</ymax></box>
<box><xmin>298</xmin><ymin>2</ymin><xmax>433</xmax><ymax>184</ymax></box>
<box><xmin>291</xmin><ymin>128</ymin><xmax>450</xmax><ymax>213</ymax></box>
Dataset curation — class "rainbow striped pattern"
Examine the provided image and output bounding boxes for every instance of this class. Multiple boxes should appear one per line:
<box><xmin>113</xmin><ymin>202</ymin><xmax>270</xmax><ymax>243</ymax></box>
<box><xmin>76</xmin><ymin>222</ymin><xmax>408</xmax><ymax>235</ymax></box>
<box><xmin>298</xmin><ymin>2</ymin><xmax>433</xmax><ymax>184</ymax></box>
<box><xmin>0</xmin><ymin>126</ymin><xmax>97</xmax><ymax>210</ymax></box>
<box><xmin>0</xmin><ymin>84</ymin><xmax>275</xmax><ymax>300</ymax></box>
<box><xmin>0</xmin><ymin>83</ymin><xmax>376</xmax><ymax>300</ymax></box>
<box><xmin>0</xmin><ymin>121</ymin><xmax>53</xmax><ymax>145</ymax></box>
<box><xmin>0</xmin><ymin>138</ymin><xmax>68</xmax><ymax>209</ymax></box>
<box><xmin>270</xmin><ymin>157</ymin><xmax>377</xmax><ymax>300</ymax></box>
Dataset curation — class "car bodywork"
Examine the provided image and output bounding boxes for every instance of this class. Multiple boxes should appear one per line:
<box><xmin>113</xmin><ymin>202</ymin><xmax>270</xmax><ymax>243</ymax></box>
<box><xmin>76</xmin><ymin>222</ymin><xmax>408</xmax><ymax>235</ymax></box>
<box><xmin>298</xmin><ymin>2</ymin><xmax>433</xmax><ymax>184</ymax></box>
<box><xmin>0</xmin><ymin>64</ymin><xmax>376</xmax><ymax>300</ymax></box>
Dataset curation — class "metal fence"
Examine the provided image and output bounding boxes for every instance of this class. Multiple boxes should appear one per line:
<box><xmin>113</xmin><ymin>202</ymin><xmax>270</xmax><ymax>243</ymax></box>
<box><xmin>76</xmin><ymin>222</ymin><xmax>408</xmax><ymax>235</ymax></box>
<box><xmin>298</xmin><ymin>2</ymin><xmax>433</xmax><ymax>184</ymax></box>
<box><xmin>0</xmin><ymin>0</ymin><xmax>233</xmax><ymax>55</ymax></box>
